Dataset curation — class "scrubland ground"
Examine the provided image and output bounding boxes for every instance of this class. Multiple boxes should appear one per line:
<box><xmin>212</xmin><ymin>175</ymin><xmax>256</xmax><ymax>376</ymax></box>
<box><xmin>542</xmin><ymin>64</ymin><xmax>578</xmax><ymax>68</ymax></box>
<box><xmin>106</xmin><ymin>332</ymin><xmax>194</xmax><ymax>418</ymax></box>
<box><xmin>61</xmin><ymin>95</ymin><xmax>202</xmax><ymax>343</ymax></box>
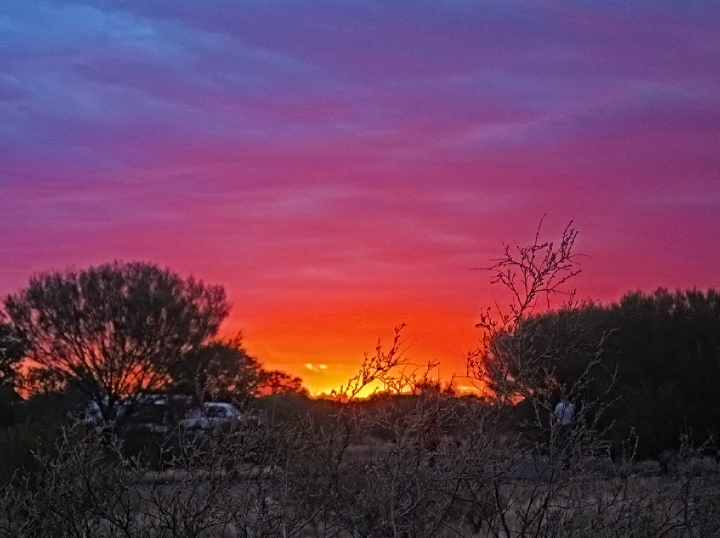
<box><xmin>2</xmin><ymin>394</ymin><xmax>720</xmax><ymax>538</ymax></box>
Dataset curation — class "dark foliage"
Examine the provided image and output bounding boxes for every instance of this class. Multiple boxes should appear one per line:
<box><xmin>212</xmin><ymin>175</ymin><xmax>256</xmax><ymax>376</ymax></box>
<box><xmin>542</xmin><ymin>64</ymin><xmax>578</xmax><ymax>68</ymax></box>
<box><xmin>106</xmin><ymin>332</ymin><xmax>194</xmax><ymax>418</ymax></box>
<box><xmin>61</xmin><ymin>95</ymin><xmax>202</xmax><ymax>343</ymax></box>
<box><xmin>494</xmin><ymin>288</ymin><xmax>720</xmax><ymax>458</ymax></box>
<box><xmin>4</xmin><ymin>261</ymin><xmax>229</xmax><ymax>424</ymax></box>
<box><xmin>0</xmin><ymin>320</ymin><xmax>24</xmax><ymax>425</ymax></box>
<box><xmin>604</xmin><ymin>288</ymin><xmax>720</xmax><ymax>458</ymax></box>
<box><xmin>169</xmin><ymin>335</ymin><xmax>265</xmax><ymax>406</ymax></box>
<box><xmin>170</xmin><ymin>335</ymin><xmax>307</xmax><ymax>409</ymax></box>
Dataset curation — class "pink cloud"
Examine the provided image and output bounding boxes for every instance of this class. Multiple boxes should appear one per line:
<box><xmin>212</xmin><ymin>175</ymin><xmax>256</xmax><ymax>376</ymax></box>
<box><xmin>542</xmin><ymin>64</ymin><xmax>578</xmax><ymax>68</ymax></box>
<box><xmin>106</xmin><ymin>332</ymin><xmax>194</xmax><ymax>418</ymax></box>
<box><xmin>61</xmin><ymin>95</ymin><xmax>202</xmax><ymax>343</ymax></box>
<box><xmin>1</xmin><ymin>0</ymin><xmax>718</xmax><ymax>392</ymax></box>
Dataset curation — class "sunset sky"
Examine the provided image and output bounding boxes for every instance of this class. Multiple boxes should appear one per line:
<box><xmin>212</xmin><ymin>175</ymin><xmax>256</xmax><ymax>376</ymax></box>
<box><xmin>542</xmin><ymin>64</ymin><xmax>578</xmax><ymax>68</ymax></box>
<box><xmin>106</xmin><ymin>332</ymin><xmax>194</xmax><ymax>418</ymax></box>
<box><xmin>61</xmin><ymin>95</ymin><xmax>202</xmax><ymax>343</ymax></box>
<box><xmin>1</xmin><ymin>1</ymin><xmax>719</xmax><ymax>394</ymax></box>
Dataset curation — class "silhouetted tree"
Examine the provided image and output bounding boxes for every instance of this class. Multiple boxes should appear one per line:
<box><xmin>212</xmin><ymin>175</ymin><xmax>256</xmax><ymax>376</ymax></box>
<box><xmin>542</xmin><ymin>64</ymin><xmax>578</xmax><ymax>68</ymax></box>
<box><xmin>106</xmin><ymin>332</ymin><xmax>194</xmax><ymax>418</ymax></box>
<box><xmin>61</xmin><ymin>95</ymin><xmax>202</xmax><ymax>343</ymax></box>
<box><xmin>170</xmin><ymin>333</ymin><xmax>307</xmax><ymax>405</ymax></box>
<box><xmin>602</xmin><ymin>288</ymin><xmax>720</xmax><ymax>457</ymax></box>
<box><xmin>169</xmin><ymin>334</ymin><xmax>264</xmax><ymax>406</ymax></box>
<box><xmin>0</xmin><ymin>319</ymin><xmax>24</xmax><ymax>391</ymax></box>
<box><xmin>0</xmin><ymin>319</ymin><xmax>25</xmax><ymax>427</ymax></box>
<box><xmin>496</xmin><ymin>287</ymin><xmax>720</xmax><ymax>458</ymax></box>
<box><xmin>4</xmin><ymin>262</ymin><xmax>229</xmax><ymax>424</ymax></box>
<box><xmin>469</xmin><ymin>220</ymin><xmax>610</xmax><ymax>405</ymax></box>
<box><xmin>259</xmin><ymin>369</ymin><xmax>306</xmax><ymax>396</ymax></box>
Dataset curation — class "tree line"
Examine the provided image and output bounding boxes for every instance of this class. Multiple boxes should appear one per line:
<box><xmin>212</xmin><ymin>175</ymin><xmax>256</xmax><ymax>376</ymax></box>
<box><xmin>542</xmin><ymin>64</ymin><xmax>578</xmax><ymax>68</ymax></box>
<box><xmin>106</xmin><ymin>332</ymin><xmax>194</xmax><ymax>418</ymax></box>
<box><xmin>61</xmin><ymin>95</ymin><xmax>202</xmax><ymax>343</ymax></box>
<box><xmin>1</xmin><ymin>237</ymin><xmax>718</xmax><ymax>459</ymax></box>
<box><xmin>2</xmin><ymin>225</ymin><xmax>720</xmax><ymax>536</ymax></box>
<box><xmin>0</xmin><ymin>261</ymin><xmax>303</xmax><ymax>430</ymax></box>
<box><xmin>499</xmin><ymin>288</ymin><xmax>720</xmax><ymax>459</ymax></box>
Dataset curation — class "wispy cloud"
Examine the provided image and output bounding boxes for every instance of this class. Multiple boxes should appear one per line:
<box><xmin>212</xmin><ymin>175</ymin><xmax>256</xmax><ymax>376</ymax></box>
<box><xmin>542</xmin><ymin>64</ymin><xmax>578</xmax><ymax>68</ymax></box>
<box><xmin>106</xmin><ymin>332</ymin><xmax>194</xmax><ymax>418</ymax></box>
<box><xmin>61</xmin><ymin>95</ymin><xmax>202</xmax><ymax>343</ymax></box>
<box><xmin>1</xmin><ymin>0</ymin><xmax>719</xmax><ymax>391</ymax></box>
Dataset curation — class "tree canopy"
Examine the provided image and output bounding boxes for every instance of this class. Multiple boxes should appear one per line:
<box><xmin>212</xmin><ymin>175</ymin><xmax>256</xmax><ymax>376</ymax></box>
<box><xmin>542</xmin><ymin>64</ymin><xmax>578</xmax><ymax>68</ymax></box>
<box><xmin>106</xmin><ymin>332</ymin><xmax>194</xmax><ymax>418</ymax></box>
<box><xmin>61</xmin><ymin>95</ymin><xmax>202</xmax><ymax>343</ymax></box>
<box><xmin>169</xmin><ymin>334</ymin><xmax>306</xmax><ymax>405</ymax></box>
<box><xmin>468</xmin><ymin>221</ymin><xmax>608</xmax><ymax>403</ymax></box>
<box><xmin>603</xmin><ymin>288</ymin><xmax>720</xmax><ymax>457</ymax></box>
<box><xmin>169</xmin><ymin>335</ymin><xmax>264</xmax><ymax>405</ymax></box>
<box><xmin>487</xmin><ymin>288</ymin><xmax>720</xmax><ymax>458</ymax></box>
<box><xmin>0</xmin><ymin>318</ymin><xmax>25</xmax><ymax>426</ymax></box>
<box><xmin>4</xmin><ymin>261</ymin><xmax>229</xmax><ymax>422</ymax></box>
<box><xmin>0</xmin><ymin>318</ymin><xmax>24</xmax><ymax>392</ymax></box>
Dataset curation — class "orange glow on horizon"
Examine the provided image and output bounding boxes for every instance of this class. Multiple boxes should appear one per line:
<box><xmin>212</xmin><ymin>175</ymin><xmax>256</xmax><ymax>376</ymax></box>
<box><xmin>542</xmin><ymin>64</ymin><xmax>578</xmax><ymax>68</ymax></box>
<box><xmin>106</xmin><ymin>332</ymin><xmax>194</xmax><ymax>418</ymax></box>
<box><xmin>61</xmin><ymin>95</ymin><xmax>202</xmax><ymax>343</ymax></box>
<box><xmin>2</xmin><ymin>1</ymin><xmax>719</xmax><ymax>406</ymax></box>
<box><xmin>223</xmin><ymin>299</ymin><xmax>485</xmax><ymax>396</ymax></box>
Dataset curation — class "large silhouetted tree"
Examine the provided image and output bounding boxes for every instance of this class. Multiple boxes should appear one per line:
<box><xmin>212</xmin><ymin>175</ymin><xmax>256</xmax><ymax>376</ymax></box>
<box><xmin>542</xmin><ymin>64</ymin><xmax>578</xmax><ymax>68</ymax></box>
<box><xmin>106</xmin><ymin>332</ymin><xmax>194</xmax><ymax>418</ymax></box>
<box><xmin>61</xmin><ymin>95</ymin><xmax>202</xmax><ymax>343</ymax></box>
<box><xmin>488</xmin><ymin>287</ymin><xmax>720</xmax><ymax>457</ymax></box>
<box><xmin>4</xmin><ymin>262</ymin><xmax>229</xmax><ymax>423</ymax></box>
<box><xmin>469</xmin><ymin>221</ymin><xmax>609</xmax><ymax>402</ymax></box>
<box><xmin>602</xmin><ymin>288</ymin><xmax>720</xmax><ymax>457</ymax></box>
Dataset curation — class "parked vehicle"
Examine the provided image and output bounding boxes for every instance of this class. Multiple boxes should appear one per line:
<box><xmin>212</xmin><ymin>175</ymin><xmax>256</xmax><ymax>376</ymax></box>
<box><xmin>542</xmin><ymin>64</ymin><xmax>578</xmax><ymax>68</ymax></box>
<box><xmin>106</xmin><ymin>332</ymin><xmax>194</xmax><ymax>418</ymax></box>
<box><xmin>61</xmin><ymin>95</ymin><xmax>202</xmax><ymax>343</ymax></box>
<box><xmin>80</xmin><ymin>394</ymin><xmax>192</xmax><ymax>433</ymax></box>
<box><xmin>179</xmin><ymin>402</ymin><xmax>254</xmax><ymax>431</ymax></box>
<box><xmin>80</xmin><ymin>398</ymin><xmax>127</xmax><ymax>427</ymax></box>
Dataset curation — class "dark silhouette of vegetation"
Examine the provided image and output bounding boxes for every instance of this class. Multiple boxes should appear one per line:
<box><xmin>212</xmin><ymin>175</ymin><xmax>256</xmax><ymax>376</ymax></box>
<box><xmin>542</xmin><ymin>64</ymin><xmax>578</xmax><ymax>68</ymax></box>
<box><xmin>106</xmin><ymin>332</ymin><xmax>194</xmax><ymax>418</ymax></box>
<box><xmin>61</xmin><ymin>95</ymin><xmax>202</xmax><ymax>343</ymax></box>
<box><xmin>605</xmin><ymin>288</ymin><xmax>720</xmax><ymax>458</ymax></box>
<box><xmin>469</xmin><ymin>220</ymin><xmax>613</xmax><ymax>416</ymax></box>
<box><xmin>0</xmin><ymin>319</ymin><xmax>24</xmax><ymax>390</ymax></box>
<box><xmin>171</xmin><ymin>334</ymin><xmax>306</xmax><ymax>407</ymax></box>
<box><xmin>469</xmin><ymin>221</ymin><xmax>720</xmax><ymax>458</ymax></box>
<box><xmin>514</xmin><ymin>288</ymin><xmax>720</xmax><ymax>458</ymax></box>
<box><xmin>0</xmin><ymin>319</ymin><xmax>24</xmax><ymax>427</ymax></box>
<box><xmin>259</xmin><ymin>369</ymin><xmax>305</xmax><ymax>396</ymax></box>
<box><xmin>4</xmin><ymin>261</ymin><xmax>229</xmax><ymax>424</ymax></box>
<box><xmin>169</xmin><ymin>335</ymin><xmax>265</xmax><ymax>407</ymax></box>
<box><xmin>1</xmin><ymin>229</ymin><xmax>720</xmax><ymax>536</ymax></box>
<box><xmin>3</xmin><ymin>333</ymin><xmax>719</xmax><ymax>537</ymax></box>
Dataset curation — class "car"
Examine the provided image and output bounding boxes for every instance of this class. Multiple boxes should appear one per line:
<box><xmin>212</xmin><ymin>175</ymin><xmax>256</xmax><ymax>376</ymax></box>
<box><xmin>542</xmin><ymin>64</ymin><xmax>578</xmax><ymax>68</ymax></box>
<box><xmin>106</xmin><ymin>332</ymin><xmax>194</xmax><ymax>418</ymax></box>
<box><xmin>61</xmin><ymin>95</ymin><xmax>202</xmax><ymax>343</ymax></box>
<box><xmin>179</xmin><ymin>402</ymin><xmax>254</xmax><ymax>431</ymax></box>
<box><xmin>80</xmin><ymin>394</ymin><xmax>193</xmax><ymax>433</ymax></box>
<box><xmin>79</xmin><ymin>398</ymin><xmax>128</xmax><ymax>427</ymax></box>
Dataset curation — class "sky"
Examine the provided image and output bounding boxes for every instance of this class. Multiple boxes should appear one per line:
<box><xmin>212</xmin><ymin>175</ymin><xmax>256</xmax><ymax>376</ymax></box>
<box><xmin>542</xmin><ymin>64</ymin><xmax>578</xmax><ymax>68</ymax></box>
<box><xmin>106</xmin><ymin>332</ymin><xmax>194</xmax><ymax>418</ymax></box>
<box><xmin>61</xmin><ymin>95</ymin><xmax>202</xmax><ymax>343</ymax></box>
<box><xmin>1</xmin><ymin>0</ymin><xmax>719</xmax><ymax>394</ymax></box>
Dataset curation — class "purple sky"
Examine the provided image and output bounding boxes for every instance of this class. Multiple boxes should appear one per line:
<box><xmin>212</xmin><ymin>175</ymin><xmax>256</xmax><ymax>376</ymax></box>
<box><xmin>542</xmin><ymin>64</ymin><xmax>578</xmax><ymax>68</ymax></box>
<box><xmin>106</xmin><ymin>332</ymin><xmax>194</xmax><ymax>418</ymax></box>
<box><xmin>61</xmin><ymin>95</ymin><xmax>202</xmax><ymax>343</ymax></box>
<box><xmin>2</xmin><ymin>1</ymin><xmax>719</xmax><ymax>393</ymax></box>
